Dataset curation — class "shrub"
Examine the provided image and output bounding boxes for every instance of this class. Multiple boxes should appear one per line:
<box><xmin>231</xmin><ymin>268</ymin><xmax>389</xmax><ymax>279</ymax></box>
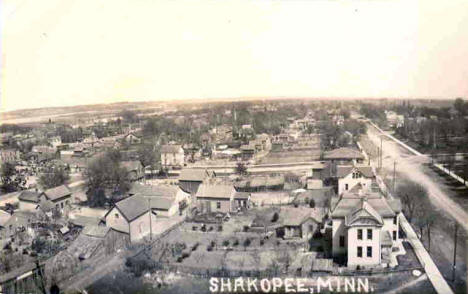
<box><xmin>201</xmin><ymin>225</ymin><xmax>207</xmax><ymax>232</ymax></box>
<box><xmin>192</xmin><ymin>243</ymin><xmax>199</xmax><ymax>251</ymax></box>
<box><xmin>211</xmin><ymin>240</ymin><xmax>217</xmax><ymax>248</ymax></box>
<box><xmin>208</xmin><ymin>226</ymin><xmax>213</xmax><ymax>232</ymax></box>
<box><xmin>304</xmin><ymin>197</ymin><xmax>309</xmax><ymax>205</ymax></box>
<box><xmin>271</xmin><ymin>212</ymin><xmax>279</xmax><ymax>223</ymax></box>
<box><xmin>233</xmin><ymin>239</ymin><xmax>239</xmax><ymax>246</ymax></box>
<box><xmin>177</xmin><ymin>256</ymin><xmax>184</xmax><ymax>262</ymax></box>
<box><xmin>192</xmin><ymin>226</ymin><xmax>198</xmax><ymax>231</ymax></box>
<box><xmin>243</xmin><ymin>238</ymin><xmax>251</xmax><ymax>248</ymax></box>
<box><xmin>181</xmin><ymin>251</ymin><xmax>190</xmax><ymax>259</ymax></box>
<box><xmin>218</xmin><ymin>225</ymin><xmax>223</xmax><ymax>232</ymax></box>
<box><xmin>207</xmin><ymin>245</ymin><xmax>213</xmax><ymax>252</ymax></box>
<box><xmin>243</xmin><ymin>225</ymin><xmax>249</xmax><ymax>232</ymax></box>
<box><xmin>125</xmin><ymin>257</ymin><xmax>155</xmax><ymax>277</ymax></box>
<box><xmin>309</xmin><ymin>199</ymin><xmax>315</xmax><ymax>208</ymax></box>
<box><xmin>259</xmin><ymin>239</ymin><xmax>264</xmax><ymax>246</ymax></box>
<box><xmin>222</xmin><ymin>240</ymin><xmax>230</xmax><ymax>247</ymax></box>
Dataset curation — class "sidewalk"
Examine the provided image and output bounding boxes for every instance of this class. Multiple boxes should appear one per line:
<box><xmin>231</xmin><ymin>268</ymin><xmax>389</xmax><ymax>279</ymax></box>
<box><xmin>399</xmin><ymin>214</ymin><xmax>454</xmax><ymax>294</ymax></box>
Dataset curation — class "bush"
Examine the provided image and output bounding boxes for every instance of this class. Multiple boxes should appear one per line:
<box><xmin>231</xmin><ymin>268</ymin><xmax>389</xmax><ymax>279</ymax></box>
<box><xmin>309</xmin><ymin>199</ymin><xmax>315</xmax><ymax>208</ymax></box>
<box><xmin>177</xmin><ymin>256</ymin><xmax>184</xmax><ymax>263</ymax></box>
<box><xmin>181</xmin><ymin>251</ymin><xmax>190</xmax><ymax>259</ymax></box>
<box><xmin>207</xmin><ymin>246</ymin><xmax>213</xmax><ymax>252</ymax></box>
<box><xmin>191</xmin><ymin>243</ymin><xmax>199</xmax><ymax>251</ymax></box>
<box><xmin>271</xmin><ymin>212</ymin><xmax>279</xmax><ymax>223</ymax></box>
<box><xmin>259</xmin><ymin>239</ymin><xmax>264</xmax><ymax>246</ymax></box>
<box><xmin>243</xmin><ymin>238</ymin><xmax>251</xmax><ymax>248</ymax></box>
<box><xmin>208</xmin><ymin>226</ymin><xmax>213</xmax><ymax>232</ymax></box>
<box><xmin>233</xmin><ymin>239</ymin><xmax>239</xmax><ymax>246</ymax></box>
<box><xmin>304</xmin><ymin>197</ymin><xmax>309</xmax><ymax>205</ymax></box>
<box><xmin>222</xmin><ymin>240</ymin><xmax>230</xmax><ymax>247</ymax></box>
<box><xmin>210</xmin><ymin>240</ymin><xmax>217</xmax><ymax>248</ymax></box>
<box><xmin>125</xmin><ymin>257</ymin><xmax>155</xmax><ymax>277</ymax></box>
<box><xmin>243</xmin><ymin>225</ymin><xmax>249</xmax><ymax>232</ymax></box>
<box><xmin>218</xmin><ymin>225</ymin><xmax>223</xmax><ymax>232</ymax></box>
<box><xmin>192</xmin><ymin>226</ymin><xmax>198</xmax><ymax>231</ymax></box>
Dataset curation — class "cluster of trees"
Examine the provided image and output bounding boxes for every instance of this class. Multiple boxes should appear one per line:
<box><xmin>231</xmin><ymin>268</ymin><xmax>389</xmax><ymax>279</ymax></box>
<box><xmin>0</xmin><ymin>162</ymin><xmax>26</xmax><ymax>193</ymax></box>
<box><xmin>318</xmin><ymin>119</ymin><xmax>367</xmax><ymax>150</ymax></box>
<box><xmin>397</xmin><ymin>181</ymin><xmax>437</xmax><ymax>252</ymax></box>
<box><xmin>0</xmin><ymin>124</ymin><xmax>32</xmax><ymax>134</ymax></box>
<box><xmin>38</xmin><ymin>162</ymin><xmax>70</xmax><ymax>189</ymax></box>
<box><xmin>84</xmin><ymin>150</ymin><xmax>131</xmax><ymax>207</ymax></box>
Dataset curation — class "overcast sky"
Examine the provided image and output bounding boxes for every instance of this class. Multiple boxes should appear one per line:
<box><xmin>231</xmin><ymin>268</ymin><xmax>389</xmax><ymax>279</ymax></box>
<box><xmin>1</xmin><ymin>0</ymin><xmax>468</xmax><ymax>112</ymax></box>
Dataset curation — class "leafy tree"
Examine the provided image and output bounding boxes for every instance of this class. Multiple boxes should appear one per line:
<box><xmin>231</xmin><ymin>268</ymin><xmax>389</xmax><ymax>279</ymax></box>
<box><xmin>136</xmin><ymin>143</ymin><xmax>159</xmax><ymax>167</ymax></box>
<box><xmin>84</xmin><ymin>151</ymin><xmax>130</xmax><ymax>207</ymax></box>
<box><xmin>309</xmin><ymin>198</ymin><xmax>316</xmax><ymax>208</ymax></box>
<box><xmin>0</xmin><ymin>162</ymin><xmax>26</xmax><ymax>193</ymax></box>
<box><xmin>235</xmin><ymin>162</ymin><xmax>248</xmax><ymax>175</ymax></box>
<box><xmin>38</xmin><ymin>163</ymin><xmax>70</xmax><ymax>189</ymax></box>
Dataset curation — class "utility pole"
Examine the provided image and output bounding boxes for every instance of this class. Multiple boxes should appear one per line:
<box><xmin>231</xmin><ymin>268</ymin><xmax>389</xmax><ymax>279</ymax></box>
<box><xmin>393</xmin><ymin>160</ymin><xmax>397</xmax><ymax>193</ymax></box>
<box><xmin>148</xmin><ymin>198</ymin><xmax>153</xmax><ymax>242</ymax></box>
<box><xmin>452</xmin><ymin>222</ymin><xmax>458</xmax><ymax>282</ymax></box>
<box><xmin>380</xmin><ymin>136</ymin><xmax>383</xmax><ymax>169</ymax></box>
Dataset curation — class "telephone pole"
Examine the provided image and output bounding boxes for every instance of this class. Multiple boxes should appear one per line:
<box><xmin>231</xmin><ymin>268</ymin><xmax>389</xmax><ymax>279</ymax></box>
<box><xmin>393</xmin><ymin>161</ymin><xmax>397</xmax><ymax>193</ymax></box>
<box><xmin>452</xmin><ymin>222</ymin><xmax>458</xmax><ymax>282</ymax></box>
<box><xmin>380</xmin><ymin>136</ymin><xmax>383</xmax><ymax>169</ymax></box>
<box><xmin>148</xmin><ymin>198</ymin><xmax>153</xmax><ymax>242</ymax></box>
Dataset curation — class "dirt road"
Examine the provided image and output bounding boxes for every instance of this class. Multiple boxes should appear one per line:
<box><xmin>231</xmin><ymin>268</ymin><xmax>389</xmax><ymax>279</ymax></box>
<box><xmin>366</xmin><ymin>124</ymin><xmax>468</xmax><ymax>232</ymax></box>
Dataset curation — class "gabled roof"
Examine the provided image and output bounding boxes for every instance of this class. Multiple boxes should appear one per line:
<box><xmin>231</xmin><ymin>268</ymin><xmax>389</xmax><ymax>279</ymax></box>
<box><xmin>280</xmin><ymin>207</ymin><xmax>323</xmax><ymax>226</ymax></box>
<box><xmin>18</xmin><ymin>190</ymin><xmax>41</xmax><ymax>203</ymax></box>
<box><xmin>129</xmin><ymin>183</ymin><xmax>179</xmax><ymax>198</ymax></box>
<box><xmin>336</xmin><ymin>165</ymin><xmax>374</xmax><ymax>178</ymax></box>
<box><xmin>331</xmin><ymin>191</ymin><xmax>400</xmax><ymax>219</ymax></box>
<box><xmin>345</xmin><ymin>199</ymin><xmax>384</xmax><ymax>226</ymax></box>
<box><xmin>196</xmin><ymin>184</ymin><xmax>235</xmax><ymax>199</ymax></box>
<box><xmin>112</xmin><ymin>196</ymin><xmax>149</xmax><ymax>222</ymax></box>
<box><xmin>323</xmin><ymin>147</ymin><xmax>364</xmax><ymax>160</ymax></box>
<box><xmin>42</xmin><ymin>185</ymin><xmax>71</xmax><ymax>201</ymax></box>
<box><xmin>179</xmin><ymin>169</ymin><xmax>210</xmax><ymax>182</ymax></box>
<box><xmin>150</xmin><ymin>197</ymin><xmax>176</xmax><ymax>210</ymax></box>
<box><xmin>234</xmin><ymin>192</ymin><xmax>250</xmax><ymax>200</ymax></box>
<box><xmin>161</xmin><ymin>145</ymin><xmax>183</xmax><ymax>153</ymax></box>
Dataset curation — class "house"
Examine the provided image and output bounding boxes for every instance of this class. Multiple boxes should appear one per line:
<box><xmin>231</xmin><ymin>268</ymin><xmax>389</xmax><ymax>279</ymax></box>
<box><xmin>276</xmin><ymin>208</ymin><xmax>323</xmax><ymax>240</ymax></box>
<box><xmin>240</xmin><ymin>144</ymin><xmax>255</xmax><ymax>160</ymax></box>
<box><xmin>31</xmin><ymin>145</ymin><xmax>57</xmax><ymax>162</ymax></box>
<box><xmin>18</xmin><ymin>190</ymin><xmax>41</xmax><ymax>211</ymax></box>
<box><xmin>330</xmin><ymin>190</ymin><xmax>401</xmax><ymax>268</ymax></box>
<box><xmin>0</xmin><ymin>210</ymin><xmax>11</xmax><ymax>238</ymax></box>
<box><xmin>234</xmin><ymin>175</ymin><xmax>285</xmax><ymax>192</ymax></box>
<box><xmin>121</xmin><ymin>161</ymin><xmax>144</xmax><ymax>181</ymax></box>
<box><xmin>40</xmin><ymin>185</ymin><xmax>72</xmax><ymax>212</ymax></box>
<box><xmin>2</xmin><ymin>211</ymin><xmax>37</xmax><ymax>239</ymax></box>
<box><xmin>178</xmin><ymin>169</ymin><xmax>214</xmax><ymax>194</ymax></box>
<box><xmin>104</xmin><ymin>195</ymin><xmax>151</xmax><ymax>243</ymax></box>
<box><xmin>49</xmin><ymin>136</ymin><xmax>62</xmax><ymax>148</ymax></box>
<box><xmin>161</xmin><ymin>145</ymin><xmax>185</xmax><ymax>168</ymax></box>
<box><xmin>195</xmin><ymin>184</ymin><xmax>237</xmax><ymax>214</ymax></box>
<box><xmin>0</xmin><ymin>132</ymin><xmax>13</xmax><ymax>146</ymax></box>
<box><xmin>323</xmin><ymin>147</ymin><xmax>365</xmax><ymax>164</ymax></box>
<box><xmin>336</xmin><ymin>165</ymin><xmax>375</xmax><ymax>195</ymax></box>
<box><xmin>129</xmin><ymin>183</ymin><xmax>191</xmax><ymax>216</ymax></box>
<box><xmin>0</xmin><ymin>148</ymin><xmax>21</xmax><ymax>164</ymax></box>
<box><xmin>234</xmin><ymin>192</ymin><xmax>251</xmax><ymax>210</ymax></box>
<box><xmin>123</xmin><ymin>132</ymin><xmax>142</xmax><ymax>144</ymax></box>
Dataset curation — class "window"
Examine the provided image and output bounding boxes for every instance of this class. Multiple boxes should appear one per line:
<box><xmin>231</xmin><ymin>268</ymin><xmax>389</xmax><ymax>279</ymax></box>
<box><xmin>357</xmin><ymin>246</ymin><xmax>362</xmax><ymax>257</ymax></box>
<box><xmin>357</xmin><ymin>229</ymin><xmax>363</xmax><ymax>240</ymax></box>
<box><xmin>115</xmin><ymin>213</ymin><xmax>119</xmax><ymax>219</ymax></box>
<box><xmin>367</xmin><ymin>246</ymin><xmax>372</xmax><ymax>257</ymax></box>
<box><xmin>61</xmin><ymin>202</ymin><xmax>64</xmax><ymax>208</ymax></box>
<box><xmin>393</xmin><ymin>216</ymin><xmax>398</xmax><ymax>225</ymax></box>
<box><xmin>393</xmin><ymin>231</ymin><xmax>397</xmax><ymax>240</ymax></box>
<box><xmin>216</xmin><ymin>201</ymin><xmax>221</xmax><ymax>209</ymax></box>
<box><xmin>339</xmin><ymin>236</ymin><xmax>345</xmax><ymax>247</ymax></box>
<box><xmin>345</xmin><ymin>184</ymin><xmax>349</xmax><ymax>190</ymax></box>
<box><xmin>367</xmin><ymin>229</ymin><xmax>372</xmax><ymax>240</ymax></box>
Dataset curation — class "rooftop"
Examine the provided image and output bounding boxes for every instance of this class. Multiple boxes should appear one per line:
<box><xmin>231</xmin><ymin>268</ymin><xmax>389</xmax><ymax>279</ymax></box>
<box><xmin>42</xmin><ymin>185</ymin><xmax>72</xmax><ymax>201</ymax></box>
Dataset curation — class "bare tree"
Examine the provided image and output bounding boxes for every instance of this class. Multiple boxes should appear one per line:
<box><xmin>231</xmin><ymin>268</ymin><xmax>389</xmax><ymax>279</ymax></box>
<box><xmin>396</xmin><ymin>181</ymin><xmax>428</xmax><ymax>223</ymax></box>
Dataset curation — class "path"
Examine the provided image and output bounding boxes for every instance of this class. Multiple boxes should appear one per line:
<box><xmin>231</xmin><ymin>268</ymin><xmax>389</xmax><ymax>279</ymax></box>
<box><xmin>399</xmin><ymin>215</ymin><xmax>454</xmax><ymax>294</ymax></box>
<box><xmin>381</xmin><ymin>273</ymin><xmax>428</xmax><ymax>294</ymax></box>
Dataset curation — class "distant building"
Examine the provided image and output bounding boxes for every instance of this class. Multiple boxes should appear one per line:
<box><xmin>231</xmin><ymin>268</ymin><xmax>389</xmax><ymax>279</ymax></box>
<box><xmin>49</xmin><ymin>136</ymin><xmax>62</xmax><ymax>148</ymax></box>
<box><xmin>178</xmin><ymin>169</ymin><xmax>215</xmax><ymax>195</ymax></box>
<box><xmin>18</xmin><ymin>190</ymin><xmax>41</xmax><ymax>211</ymax></box>
<box><xmin>330</xmin><ymin>190</ymin><xmax>401</xmax><ymax>268</ymax></box>
<box><xmin>123</xmin><ymin>132</ymin><xmax>142</xmax><ymax>145</ymax></box>
<box><xmin>121</xmin><ymin>161</ymin><xmax>144</xmax><ymax>181</ymax></box>
<box><xmin>336</xmin><ymin>165</ymin><xmax>374</xmax><ymax>195</ymax></box>
<box><xmin>276</xmin><ymin>207</ymin><xmax>323</xmax><ymax>240</ymax></box>
<box><xmin>0</xmin><ymin>148</ymin><xmax>20</xmax><ymax>164</ymax></box>
<box><xmin>161</xmin><ymin>145</ymin><xmax>184</xmax><ymax>168</ymax></box>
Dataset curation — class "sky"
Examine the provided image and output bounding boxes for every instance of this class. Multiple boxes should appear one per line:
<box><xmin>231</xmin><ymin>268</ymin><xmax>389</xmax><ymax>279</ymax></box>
<box><xmin>1</xmin><ymin>0</ymin><xmax>468</xmax><ymax>112</ymax></box>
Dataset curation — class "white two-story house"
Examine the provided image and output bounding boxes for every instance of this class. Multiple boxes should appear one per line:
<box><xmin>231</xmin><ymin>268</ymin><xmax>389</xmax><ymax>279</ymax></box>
<box><xmin>331</xmin><ymin>190</ymin><xmax>401</xmax><ymax>268</ymax></box>
<box><xmin>337</xmin><ymin>165</ymin><xmax>374</xmax><ymax>195</ymax></box>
